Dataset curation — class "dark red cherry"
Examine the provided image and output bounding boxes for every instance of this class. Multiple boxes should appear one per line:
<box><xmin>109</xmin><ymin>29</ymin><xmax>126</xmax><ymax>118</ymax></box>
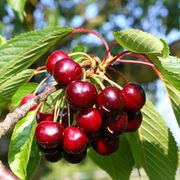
<box><xmin>103</xmin><ymin>111</ymin><xmax>128</xmax><ymax>136</ymax></box>
<box><xmin>37</xmin><ymin>143</ymin><xmax>60</xmax><ymax>154</ymax></box>
<box><xmin>122</xmin><ymin>82</ymin><xmax>146</xmax><ymax>111</ymax></box>
<box><xmin>36</xmin><ymin>112</ymin><xmax>53</xmax><ymax>123</ymax></box>
<box><xmin>46</xmin><ymin>50</ymin><xmax>70</xmax><ymax>74</ymax></box>
<box><xmin>35</xmin><ymin>121</ymin><xmax>64</xmax><ymax>147</ymax></box>
<box><xmin>53</xmin><ymin>58</ymin><xmax>82</xmax><ymax>86</ymax></box>
<box><xmin>63</xmin><ymin>126</ymin><xmax>88</xmax><ymax>153</ymax></box>
<box><xmin>125</xmin><ymin>111</ymin><xmax>142</xmax><ymax>132</ymax></box>
<box><xmin>76</xmin><ymin>108</ymin><xmax>102</xmax><ymax>133</ymax></box>
<box><xmin>62</xmin><ymin>149</ymin><xmax>87</xmax><ymax>164</ymax></box>
<box><xmin>21</xmin><ymin>94</ymin><xmax>38</xmax><ymax>111</ymax></box>
<box><xmin>57</xmin><ymin>108</ymin><xmax>74</xmax><ymax>128</ymax></box>
<box><xmin>65</xmin><ymin>81</ymin><xmax>98</xmax><ymax>111</ymax></box>
<box><xmin>96</xmin><ymin>86</ymin><xmax>124</xmax><ymax>117</ymax></box>
<box><xmin>91</xmin><ymin>135</ymin><xmax>119</xmax><ymax>156</ymax></box>
<box><xmin>44</xmin><ymin>150</ymin><xmax>62</xmax><ymax>162</ymax></box>
<box><xmin>86</xmin><ymin>130</ymin><xmax>101</xmax><ymax>143</ymax></box>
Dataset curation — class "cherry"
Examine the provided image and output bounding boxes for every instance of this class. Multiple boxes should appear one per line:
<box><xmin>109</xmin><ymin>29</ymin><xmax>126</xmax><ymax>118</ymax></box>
<box><xmin>36</xmin><ymin>112</ymin><xmax>53</xmax><ymax>123</ymax></box>
<box><xmin>91</xmin><ymin>135</ymin><xmax>119</xmax><ymax>156</ymax></box>
<box><xmin>21</xmin><ymin>94</ymin><xmax>38</xmax><ymax>111</ymax></box>
<box><xmin>76</xmin><ymin>108</ymin><xmax>102</xmax><ymax>133</ymax></box>
<box><xmin>96</xmin><ymin>86</ymin><xmax>124</xmax><ymax>117</ymax></box>
<box><xmin>37</xmin><ymin>143</ymin><xmax>60</xmax><ymax>154</ymax></box>
<box><xmin>44</xmin><ymin>150</ymin><xmax>62</xmax><ymax>162</ymax></box>
<box><xmin>63</xmin><ymin>126</ymin><xmax>88</xmax><ymax>153</ymax></box>
<box><xmin>103</xmin><ymin>111</ymin><xmax>128</xmax><ymax>136</ymax></box>
<box><xmin>122</xmin><ymin>82</ymin><xmax>146</xmax><ymax>111</ymax></box>
<box><xmin>62</xmin><ymin>149</ymin><xmax>87</xmax><ymax>164</ymax></box>
<box><xmin>86</xmin><ymin>130</ymin><xmax>101</xmax><ymax>143</ymax></box>
<box><xmin>65</xmin><ymin>81</ymin><xmax>98</xmax><ymax>111</ymax></box>
<box><xmin>46</xmin><ymin>50</ymin><xmax>70</xmax><ymax>74</ymax></box>
<box><xmin>53</xmin><ymin>58</ymin><xmax>82</xmax><ymax>86</ymax></box>
<box><xmin>125</xmin><ymin>111</ymin><xmax>142</xmax><ymax>132</ymax></box>
<box><xmin>35</xmin><ymin>121</ymin><xmax>64</xmax><ymax>147</ymax></box>
<box><xmin>57</xmin><ymin>108</ymin><xmax>74</xmax><ymax>128</ymax></box>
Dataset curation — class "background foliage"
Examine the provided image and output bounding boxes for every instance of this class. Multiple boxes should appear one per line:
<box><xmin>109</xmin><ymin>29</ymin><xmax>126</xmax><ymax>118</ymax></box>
<box><xmin>0</xmin><ymin>0</ymin><xmax>180</xmax><ymax>180</ymax></box>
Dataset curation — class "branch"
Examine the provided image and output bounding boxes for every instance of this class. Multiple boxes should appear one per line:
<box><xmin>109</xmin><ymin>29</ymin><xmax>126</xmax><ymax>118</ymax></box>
<box><xmin>0</xmin><ymin>85</ymin><xmax>58</xmax><ymax>139</ymax></box>
<box><xmin>0</xmin><ymin>161</ymin><xmax>19</xmax><ymax>180</ymax></box>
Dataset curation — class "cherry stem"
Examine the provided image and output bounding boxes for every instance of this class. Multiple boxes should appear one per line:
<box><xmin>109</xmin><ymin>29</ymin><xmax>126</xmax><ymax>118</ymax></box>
<box><xmin>116</xmin><ymin>59</ymin><xmax>155</xmax><ymax>67</ymax></box>
<box><xmin>107</xmin><ymin>66</ymin><xmax>128</xmax><ymax>84</ymax></box>
<box><xmin>94</xmin><ymin>74</ymin><xmax>122</xmax><ymax>90</ymax></box>
<box><xmin>92</xmin><ymin>75</ymin><xmax>105</xmax><ymax>90</ymax></box>
<box><xmin>33</xmin><ymin>75</ymin><xmax>51</xmax><ymax>95</ymax></box>
<box><xmin>89</xmin><ymin>54</ymin><xmax>96</xmax><ymax>58</ymax></box>
<box><xmin>105</xmin><ymin>71</ymin><xmax>114</xmax><ymax>81</ymax></box>
<box><xmin>71</xmin><ymin>29</ymin><xmax>110</xmax><ymax>57</ymax></box>
<box><xmin>54</xmin><ymin>90</ymin><xmax>64</xmax><ymax>122</ymax></box>
<box><xmin>59</xmin><ymin>97</ymin><xmax>65</xmax><ymax>124</ymax></box>
<box><xmin>103</xmin><ymin>41</ymin><xmax>118</xmax><ymax>62</ymax></box>
<box><xmin>68</xmin><ymin>52</ymin><xmax>93</xmax><ymax>63</ymax></box>
<box><xmin>107</xmin><ymin>53</ymin><xmax>155</xmax><ymax>68</ymax></box>
<box><xmin>66</xmin><ymin>101</ymin><xmax>71</xmax><ymax>127</ymax></box>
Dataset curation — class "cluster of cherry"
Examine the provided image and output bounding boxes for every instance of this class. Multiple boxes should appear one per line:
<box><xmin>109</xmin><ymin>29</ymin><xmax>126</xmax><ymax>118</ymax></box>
<box><xmin>21</xmin><ymin>50</ymin><xmax>146</xmax><ymax>163</ymax></box>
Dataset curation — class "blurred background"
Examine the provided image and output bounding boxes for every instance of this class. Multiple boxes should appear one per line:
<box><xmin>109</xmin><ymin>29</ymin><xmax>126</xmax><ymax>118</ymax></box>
<box><xmin>0</xmin><ymin>0</ymin><xmax>180</xmax><ymax>179</ymax></box>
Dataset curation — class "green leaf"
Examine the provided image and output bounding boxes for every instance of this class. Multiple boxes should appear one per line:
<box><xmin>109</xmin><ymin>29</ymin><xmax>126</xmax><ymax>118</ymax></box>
<box><xmin>0</xmin><ymin>26</ymin><xmax>73</xmax><ymax>85</ymax></box>
<box><xmin>159</xmin><ymin>56</ymin><xmax>180</xmax><ymax>91</ymax></box>
<box><xmin>44</xmin><ymin>89</ymin><xmax>62</xmax><ymax>112</ymax></box>
<box><xmin>127</xmin><ymin>99</ymin><xmax>178</xmax><ymax>180</ymax></box>
<box><xmin>113</xmin><ymin>29</ymin><xmax>163</xmax><ymax>54</ymax></box>
<box><xmin>160</xmin><ymin>39</ymin><xmax>169</xmax><ymax>58</ymax></box>
<box><xmin>0</xmin><ymin>69</ymin><xmax>34</xmax><ymax>103</ymax></box>
<box><xmin>26</xmin><ymin>137</ymin><xmax>41</xmax><ymax>180</ymax></box>
<box><xmin>73</xmin><ymin>44</ymin><xmax>87</xmax><ymax>53</ymax></box>
<box><xmin>88</xmin><ymin>135</ymin><xmax>134</xmax><ymax>180</ymax></box>
<box><xmin>71</xmin><ymin>45</ymin><xmax>87</xmax><ymax>62</ymax></box>
<box><xmin>7</xmin><ymin>0</ymin><xmax>26</xmax><ymax>13</ymax></box>
<box><xmin>163</xmin><ymin>78</ymin><xmax>180</xmax><ymax>126</ymax></box>
<box><xmin>148</xmin><ymin>54</ymin><xmax>180</xmax><ymax>91</ymax></box>
<box><xmin>11</xmin><ymin>82</ymin><xmax>38</xmax><ymax>111</ymax></box>
<box><xmin>126</xmin><ymin>132</ymin><xmax>144</xmax><ymax>169</ymax></box>
<box><xmin>8</xmin><ymin>110</ymin><xmax>38</xmax><ymax>180</ymax></box>
<box><xmin>0</xmin><ymin>34</ymin><xmax>6</xmax><ymax>46</ymax></box>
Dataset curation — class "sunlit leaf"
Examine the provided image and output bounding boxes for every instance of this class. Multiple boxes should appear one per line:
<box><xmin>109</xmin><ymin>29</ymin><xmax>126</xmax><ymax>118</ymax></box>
<box><xmin>127</xmin><ymin>99</ymin><xmax>178</xmax><ymax>180</ymax></box>
<box><xmin>0</xmin><ymin>26</ymin><xmax>73</xmax><ymax>85</ymax></box>
<box><xmin>8</xmin><ymin>110</ymin><xmax>38</xmax><ymax>180</ymax></box>
<box><xmin>7</xmin><ymin>0</ymin><xmax>26</xmax><ymax>13</ymax></box>
<box><xmin>113</xmin><ymin>29</ymin><xmax>163</xmax><ymax>54</ymax></box>
<box><xmin>163</xmin><ymin>78</ymin><xmax>180</xmax><ymax>126</ymax></box>
<box><xmin>0</xmin><ymin>69</ymin><xmax>34</xmax><ymax>103</ymax></box>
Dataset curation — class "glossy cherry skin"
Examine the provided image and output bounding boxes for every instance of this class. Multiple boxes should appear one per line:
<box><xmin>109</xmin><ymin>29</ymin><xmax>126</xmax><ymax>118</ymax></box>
<box><xmin>63</xmin><ymin>126</ymin><xmax>88</xmax><ymax>153</ymax></box>
<box><xmin>76</xmin><ymin>108</ymin><xmax>102</xmax><ymax>133</ymax></box>
<box><xmin>36</xmin><ymin>112</ymin><xmax>53</xmax><ymax>123</ymax></box>
<box><xmin>122</xmin><ymin>82</ymin><xmax>146</xmax><ymax>111</ymax></box>
<box><xmin>21</xmin><ymin>94</ymin><xmax>38</xmax><ymax>111</ymax></box>
<box><xmin>91</xmin><ymin>135</ymin><xmax>119</xmax><ymax>156</ymax></box>
<box><xmin>103</xmin><ymin>111</ymin><xmax>128</xmax><ymax>136</ymax></box>
<box><xmin>66</xmin><ymin>81</ymin><xmax>98</xmax><ymax>111</ymax></box>
<box><xmin>46</xmin><ymin>50</ymin><xmax>70</xmax><ymax>74</ymax></box>
<box><xmin>35</xmin><ymin>121</ymin><xmax>64</xmax><ymax>147</ymax></box>
<box><xmin>96</xmin><ymin>86</ymin><xmax>124</xmax><ymax>117</ymax></box>
<box><xmin>125</xmin><ymin>111</ymin><xmax>142</xmax><ymax>132</ymax></box>
<box><xmin>53</xmin><ymin>58</ymin><xmax>82</xmax><ymax>86</ymax></box>
<box><xmin>57</xmin><ymin>108</ymin><xmax>74</xmax><ymax>128</ymax></box>
<box><xmin>45</xmin><ymin>150</ymin><xmax>62</xmax><ymax>162</ymax></box>
<box><xmin>62</xmin><ymin>149</ymin><xmax>87</xmax><ymax>164</ymax></box>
